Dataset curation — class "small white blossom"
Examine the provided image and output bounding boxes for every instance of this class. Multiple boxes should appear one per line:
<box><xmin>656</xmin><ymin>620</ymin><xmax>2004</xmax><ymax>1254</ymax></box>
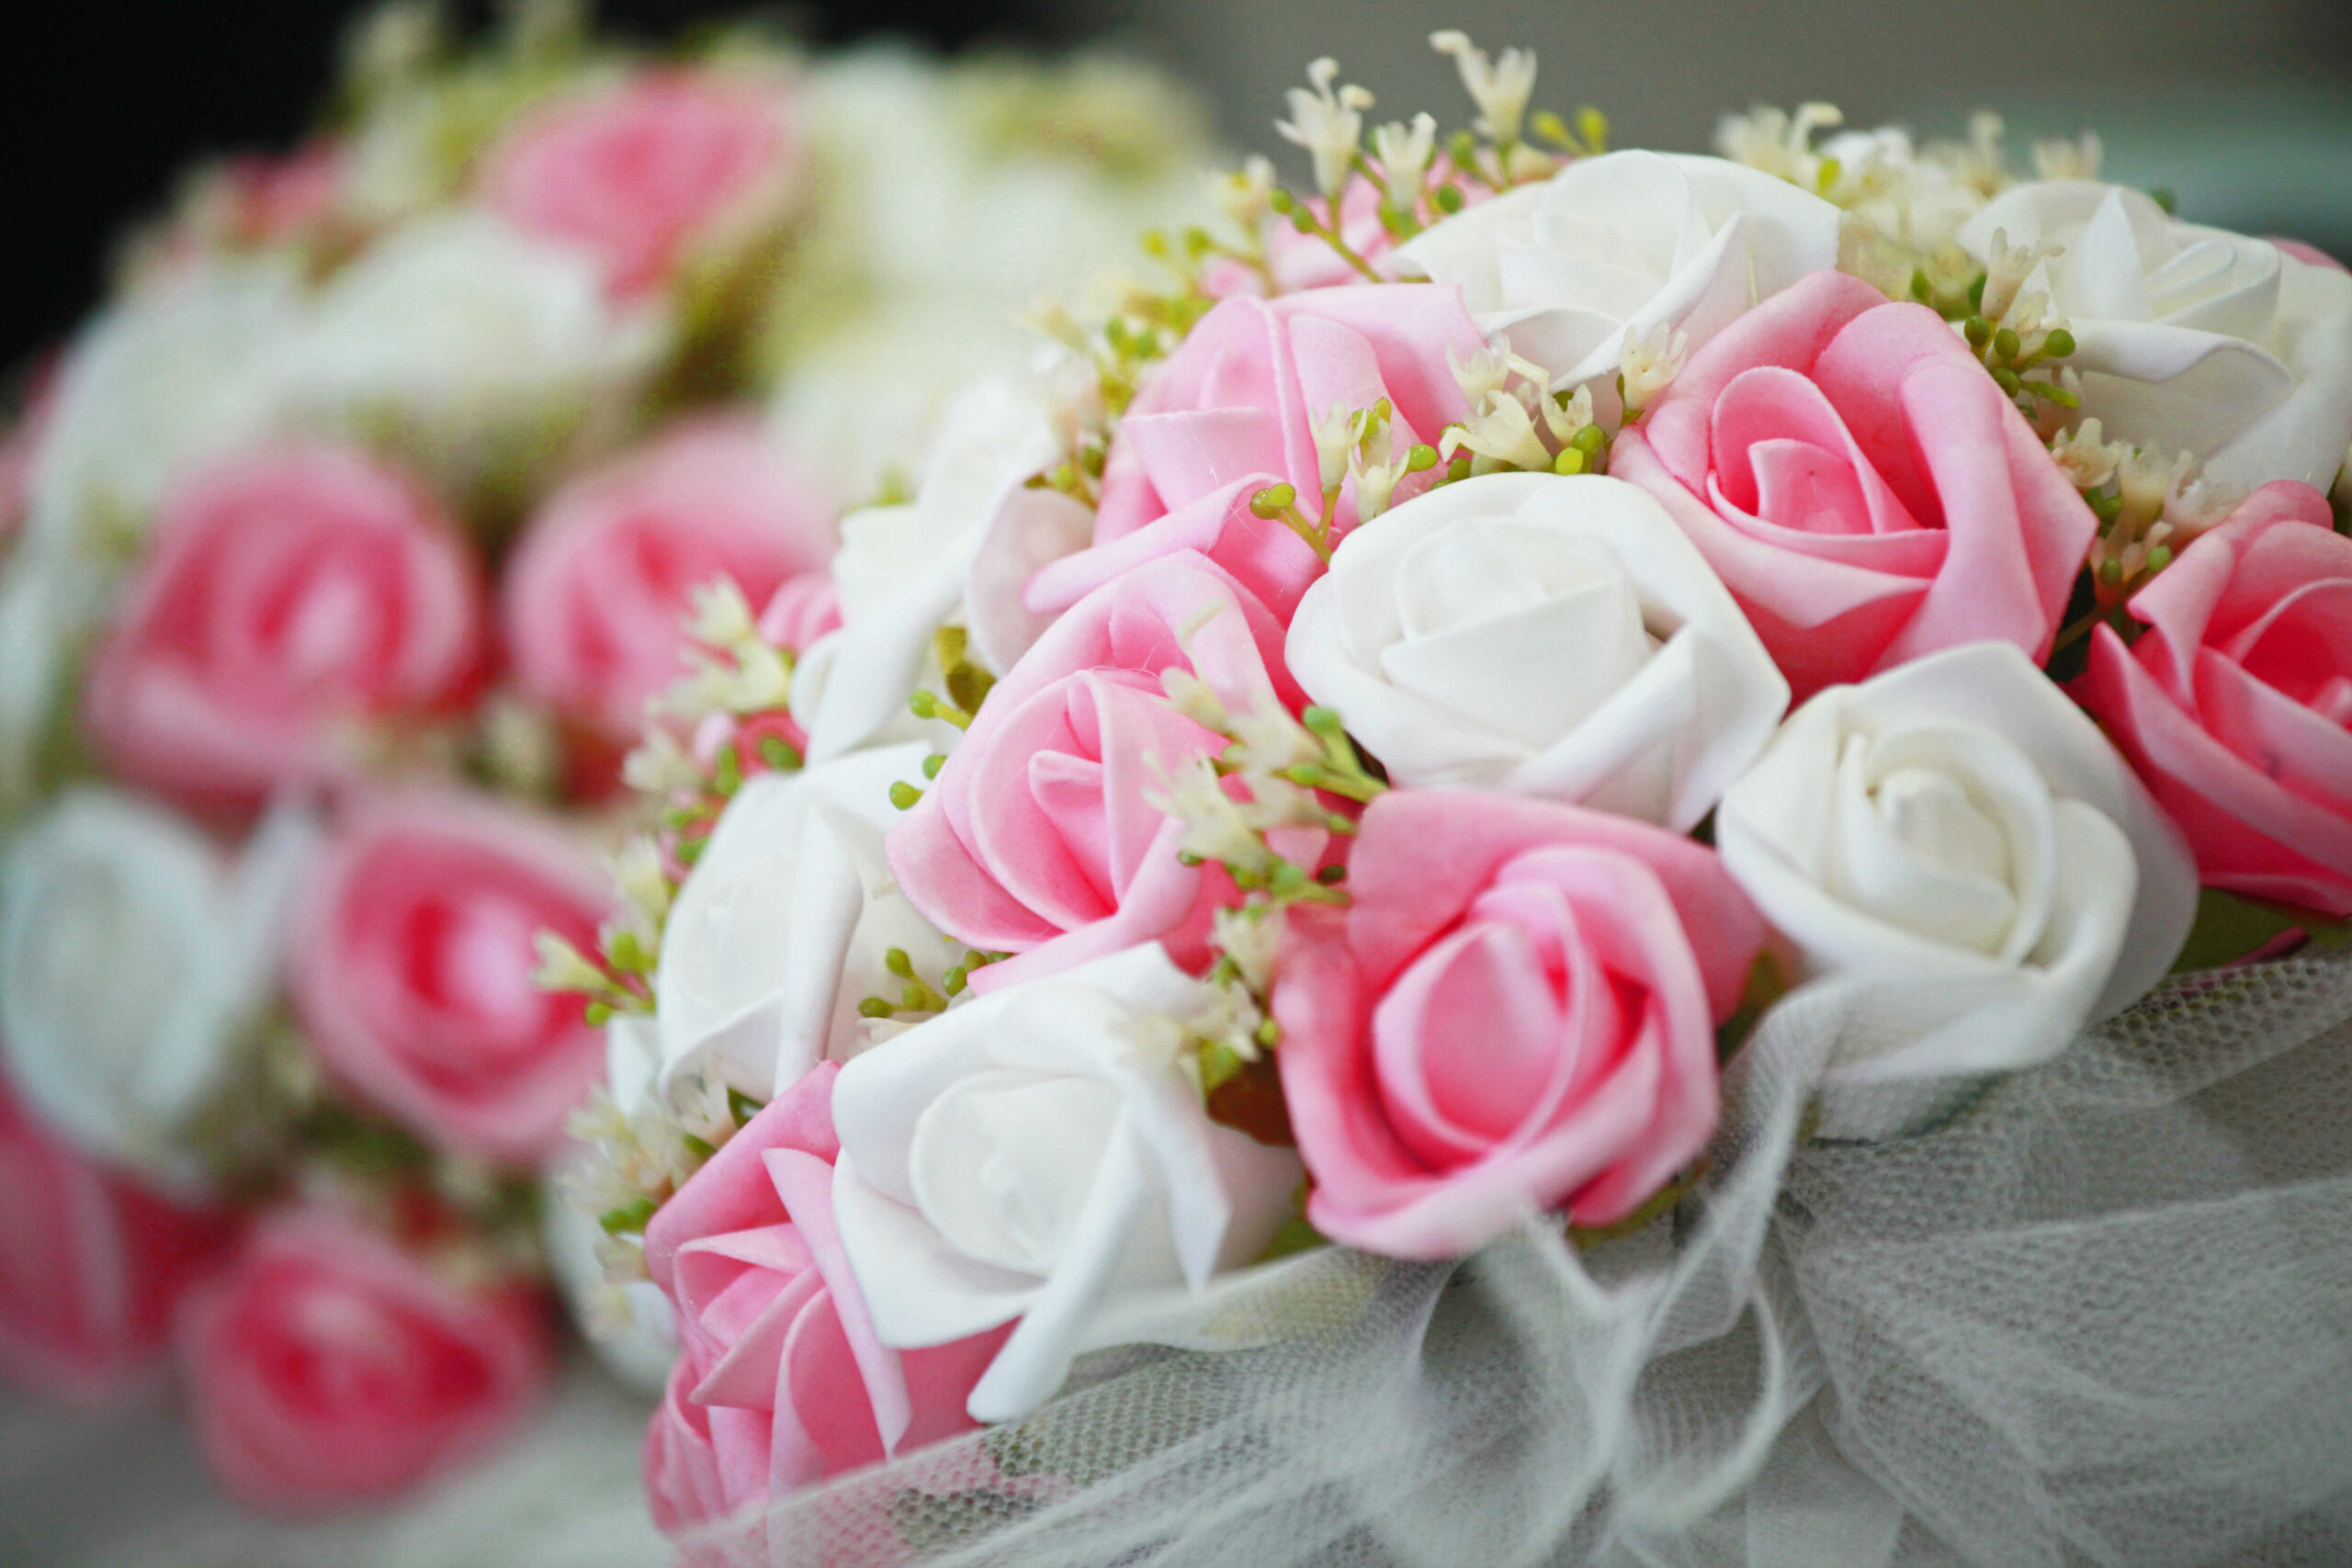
<box><xmin>1159</xmin><ymin>666</ymin><xmax>1233</xmax><ymax>733</ymax></box>
<box><xmin>621</xmin><ymin>727</ymin><xmax>700</xmax><ymax>797</ymax></box>
<box><xmin>1621</xmin><ymin>321</ymin><xmax>1691</xmax><ymax>418</ymax></box>
<box><xmin>1442</xmin><ymin>389</ymin><xmax>1555</xmax><ymax>472</ymax></box>
<box><xmin>1977</xmin><ymin>227</ymin><xmax>2064</xmax><ymax>325</ymax></box>
<box><xmin>1714</xmin><ymin>102</ymin><xmax>1843</xmax><ymax>186</ymax></box>
<box><xmin>2050</xmin><ymin>419</ymin><xmax>2126</xmax><ymax>491</ymax></box>
<box><xmin>1277</xmin><ymin>58</ymin><xmax>1374</xmax><ymax>200</ymax></box>
<box><xmin>1211</xmin><ymin>907</ymin><xmax>1286</xmax><ymax>998</ymax></box>
<box><xmin>1429</xmin><ymin>31</ymin><xmax>1537</xmax><ymax>148</ymax></box>
<box><xmin>2031</xmin><ymin>132</ymin><xmax>2103</xmax><ymax>182</ymax></box>
<box><xmin>1372</xmin><ymin>113</ymin><xmax>1439</xmax><ymax>210</ymax></box>
<box><xmin>1152</xmin><ymin>755</ymin><xmax>1272</xmax><ymax>874</ymax></box>
<box><xmin>1310</xmin><ymin>401</ymin><xmax>1357</xmax><ymax>491</ymax></box>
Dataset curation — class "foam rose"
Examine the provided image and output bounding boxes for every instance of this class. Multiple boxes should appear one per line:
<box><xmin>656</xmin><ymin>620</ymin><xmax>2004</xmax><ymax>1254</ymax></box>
<box><xmin>1394</xmin><ymin>150</ymin><xmax>1840</xmax><ymax>400</ymax></box>
<box><xmin>0</xmin><ymin>790</ymin><xmax>312</xmax><ymax>1190</ymax></box>
<box><xmin>484</xmin><ymin>72</ymin><xmax>797</xmax><ymax>300</ymax></box>
<box><xmin>1613</xmin><ymin>269</ymin><xmax>2098</xmax><ymax>702</ymax></box>
<box><xmin>887</xmin><ymin>552</ymin><xmax>1305</xmax><ymax>990</ymax></box>
<box><xmin>176</xmin><ymin>1203</ymin><xmax>552</xmax><ymax>1515</ymax></box>
<box><xmin>1051</xmin><ymin>287</ymin><xmax>1484</xmax><ymax>627</ymax></box>
<box><xmin>0</xmin><ymin>1076</ymin><xmax>228</xmax><ymax>1402</ymax></box>
<box><xmin>1717</xmin><ymin>642</ymin><xmax>2196</xmax><ymax>1099</ymax></box>
<box><xmin>503</xmin><ymin>418</ymin><xmax>836</xmax><ymax>742</ymax></box>
<box><xmin>641</xmin><ymin>1062</ymin><xmax>1003</xmax><ymax>1534</ymax></box>
<box><xmin>831</xmin><ymin>944</ymin><xmax>1303</xmax><ymax>1423</ymax></box>
<box><xmin>83</xmin><ymin>441</ymin><xmax>487</xmax><ymax>813</ymax></box>
<box><xmin>1273</xmin><ymin>792</ymin><xmax>1763</xmax><ymax>1260</ymax></box>
<box><xmin>1285</xmin><ymin>471</ymin><xmax>1786</xmax><ymax>830</ymax></box>
<box><xmin>1958</xmin><ymin>183</ymin><xmax>2352</xmax><ymax>493</ymax></box>
<box><xmin>288</xmin><ymin>793</ymin><xmax>610</xmax><ymax>1166</ymax></box>
<box><xmin>2074</xmin><ymin>481</ymin><xmax>2352</xmax><ymax>915</ymax></box>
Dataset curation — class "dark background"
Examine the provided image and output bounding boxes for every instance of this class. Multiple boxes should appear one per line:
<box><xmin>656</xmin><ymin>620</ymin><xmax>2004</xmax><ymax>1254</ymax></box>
<box><xmin>0</xmin><ymin>0</ymin><xmax>1054</xmax><ymax>370</ymax></box>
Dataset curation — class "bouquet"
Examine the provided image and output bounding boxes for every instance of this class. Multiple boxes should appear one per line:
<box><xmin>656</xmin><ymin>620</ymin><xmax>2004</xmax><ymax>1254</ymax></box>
<box><xmin>0</xmin><ymin>0</ymin><xmax>1216</xmax><ymax>1518</ymax></box>
<box><xmin>545</xmin><ymin>29</ymin><xmax>2352</xmax><ymax>1568</ymax></box>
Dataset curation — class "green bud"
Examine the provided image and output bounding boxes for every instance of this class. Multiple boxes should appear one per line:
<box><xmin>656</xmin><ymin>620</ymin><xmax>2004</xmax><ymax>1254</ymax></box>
<box><xmin>756</xmin><ymin>734</ymin><xmax>800</xmax><ymax>771</ymax></box>
<box><xmin>600</xmin><ymin>1198</ymin><xmax>658</xmax><ymax>1235</ymax></box>
<box><xmin>1141</xmin><ymin>229</ymin><xmax>1170</xmax><ymax>259</ymax></box>
<box><xmin>942</xmin><ymin>966</ymin><xmax>968</xmax><ymax>997</ymax></box>
<box><xmin>1249</xmin><ymin>482</ymin><xmax>1298</xmax><ymax>519</ymax></box>
<box><xmin>1909</xmin><ymin>269</ymin><xmax>1933</xmax><ymax>305</ymax></box>
<box><xmin>1266</xmin><ymin>186</ymin><xmax>1296</xmax><ymax>215</ymax></box>
<box><xmin>1432</xmin><ymin>183</ymin><xmax>1464</xmax><ymax>214</ymax></box>
<box><xmin>1993</xmin><ymin>326</ymin><xmax>2021</xmax><ymax>363</ymax></box>
<box><xmin>1080</xmin><ymin>443</ymin><xmax>1106</xmax><ymax>478</ymax></box>
<box><xmin>1317</xmin><ymin>863</ymin><xmax>1348</xmax><ymax>885</ymax></box>
<box><xmin>1407</xmin><ymin>444</ymin><xmax>1439</xmax><ymax>472</ymax></box>
<box><xmin>2098</xmin><ymin>556</ymin><xmax>2124</xmax><ymax>586</ymax></box>
<box><xmin>1175</xmin><ymin>850</ymin><xmax>1205</xmax><ymax>867</ymax></box>
<box><xmin>728</xmin><ymin>1087</ymin><xmax>763</xmax><ymax>1124</ymax></box>
<box><xmin>711</xmin><ymin>744</ymin><xmax>742</xmax><ymax>796</ymax></box>
<box><xmin>2042</xmin><ymin>327</ymin><xmax>2075</xmax><ymax>359</ymax></box>
<box><xmin>1963</xmin><ymin>315</ymin><xmax>1994</xmax><ymax>348</ymax></box>
<box><xmin>2090</xmin><ymin>489</ymin><xmax>2122</xmax><ymax>523</ymax></box>
<box><xmin>888</xmin><ymin>781</ymin><xmax>923</xmax><ymax>811</ymax></box>
<box><xmin>1577</xmin><ymin>107</ymin><xmax>1610</xmax><ymax>153</ymax></box>
<box><xmin>1992</xmin><ymin>366</ymin><xmax>2023</xmax><ymax>395</ymax></box>
<box><xmin>2145</xmin><ymin>544</ymin><xmax>2173</xmax><ymax>573</ymax></box>
<box><xmin>1967</xmin><ymin>272</ymin><xmax>1988</xmax><ymax>311</ymax></box>
<box><xmin>1254</xmin><ymin>1017</ymin><xmax>1283</xmax><ymax>1048</ymax></box>
<box><xmin>680</xmin><ymin>1133</ymin><xmax>717</xmax><ymax>1161</ymax></box>
<box><xmin>858</xmin><ymin>997</ymin><xmax>895</xmax><ymax>1020</ymax></box>
<box><xmin>908</xmin><ymin>690</ymin><xmax>937</xmax><ymax>719</ymax></box>
<box><xmin>922</xmin><ymin>752</ymin><xmax>946</xmax><ymax>780</ymax></box>
<box><xmin>2150</xmin><ymin>186</ymin><xmax>2177</xmax><ymax>215</ymax></box>
<box><xmin>606</xmin><ymin>930</ymin><xmax>647</xmax><ymax>973</ymax></box>
<box><xmin>884</xmin><ymin>947</ymin><xmax>915</xmax><ymax>979</ymax></box>
<box><xmin>675</xmin><ymin>835</ymin><xmax>707</xmax><ymax>867</ymax></box>
<box><xmin>1815</xmin><ymin>156</ymin><xmax>1843</xmax><ymax>195</ymax></box>
<box><xmin>1183</xmin><ymin>225</ymin><xmax>1214</xmax><ymax>256</ymax></box>
<box><xmin>1531</xmin><ymin>108</ymin><xmax>1570</xmax><ymax>146</ymax></box>
<box><xmin>583</xmin><ymin>1000</ymin><xmax>614</xmax><ymax>1027</ymax></box>
<box><xmin>1571</xmin><ymin>423</ymin><xmax>1608</xmax><ymax>456</ymax></box>
<box><xmin>1290</xmin><ymin>208</ymin><xmax>1317</xmax><ymax>234</ymax></box>
<box><xmin>1446</xmin><ymin>456</ymin><xmax>1473</xmax><ymax>484</ymax></box>
<box><xmin>1554</xmin><ymin>448</ymin><xmax>1586</xmax><ymax>475</ymax></box>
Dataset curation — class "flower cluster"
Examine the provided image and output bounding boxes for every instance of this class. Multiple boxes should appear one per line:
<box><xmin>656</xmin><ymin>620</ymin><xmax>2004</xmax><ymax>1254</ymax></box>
<box><xmin>0</xmin><ymin>0</ymin><xmax>1219</xmax><ymax>1519</ymax></box>
<box><xmin>539</xmin><ymin>29</ymin><xmax>2352</xmax><ymax>1552</ymax></box>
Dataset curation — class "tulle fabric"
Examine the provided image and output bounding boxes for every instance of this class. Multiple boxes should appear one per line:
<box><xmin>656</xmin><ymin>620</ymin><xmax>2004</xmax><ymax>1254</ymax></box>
<box><xmin>677</xmin><ymin>946</ymin><xmax>2352</xmax><ymax>1567</ymax></box>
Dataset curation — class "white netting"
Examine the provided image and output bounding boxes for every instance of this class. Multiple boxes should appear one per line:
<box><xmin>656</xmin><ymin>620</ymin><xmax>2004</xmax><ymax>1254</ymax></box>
<box><xmin>679</xmin><ymin>949</ymin><xmax>2352</xmax><ymax>1568</ymax></box>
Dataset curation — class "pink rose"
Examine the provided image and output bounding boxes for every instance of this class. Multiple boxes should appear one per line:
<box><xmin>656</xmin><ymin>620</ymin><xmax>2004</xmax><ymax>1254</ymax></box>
<box><xmin>483</xmin><ymin>73</ymin><xmax>797</xmax><ymax>299</ymax></box>
<box><xmin>1273</xmin><ymin>790</ymin><xmax>1765</xmax><ymax>1260</ymax></box>
<box><xmin>176</xmin><ymin>1203</ymin><xmax>552</xmax><ymax>1515</ymax></box>
<box><xmin>889</xmin><ymin>553</ymin><xmax>1306</xmax><ymax>990</ymax></box>
<box><xmin>641</xmin><ymin>1062</ymin><xmax>1004</xmax><ymax>1537</ymax></box>
<box><xmin>1614</xmin><ymin>270</ymin><xmax>2097</xmax><ymax>702</ymax></box>
<box><xmin>288</xmin><ymin>793</ymin><xmax>610</xmax><ymax>1166</ymax></box>
<box><xmin>1032</xmin><ymin>287</ymin><xmax>1485</xmax><ymax>626</ymax></box>
<box><xmin>85</xmin><ymin>442</ymin><xmax>487</xmax><ymax>815</ymax></box>
<box><xmin>503</xmin><ymin>419</ymin><xmax>836</xmax><ymax>743</ymax></box>
<box><xmin>2074</xmin><ymin>481</ymin><xmax>2352</xmax><ymax>916</ymax></box>
<box><xmin>0</xmin><ymin>1077</ymin><xmax>228</xmax><ymax>1401</ymax></box>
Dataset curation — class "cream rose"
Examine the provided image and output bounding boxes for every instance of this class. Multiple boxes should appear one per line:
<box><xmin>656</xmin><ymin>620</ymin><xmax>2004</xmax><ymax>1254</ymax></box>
<box><xmin>788</xmin><ymin>379</ymin><xmax>1091</xmax><ymax>764</ymax></box>
<box><xmin>651</xmin><ymin>742</ymin><xmax>957</xmax><ymax>1106</ymax></box>
<box><xmin>0</xmin><ymin>790</ymin><xmax>313</xmax><ymax>1189</ymax></box>
<box><xmin>1716</xmin><ymin>642</ymin><xmax>2195</xmax><ymax>1096</ymax></box>
<box><xmin>1286</xmin><ymin>471</ymin><xmax>1786</xmax><ymax>831</ymax></box>
<box><xmin>1958</xmin><ymin>182</ymin><xmax>2352</xmax><ymax>492</ymax></box>
<box><xmin>1395</xmin><ymin>150</ymin><xmax>1841</xmax><ymax>397</ymax></box>
<box><xmin>830</xmin><ymin>942</ymin><xmax>1304</xmax><ymax>1423</ymax></box>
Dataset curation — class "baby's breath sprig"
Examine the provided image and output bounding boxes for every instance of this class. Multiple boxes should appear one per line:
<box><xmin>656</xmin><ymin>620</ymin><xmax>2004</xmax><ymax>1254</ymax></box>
<box><xmin>1433</xmin><ymin>346</ymin><xmax>1618</xmax><ymax>481</ymax></box>
<box><xmin>560</xmin><ymin>1072</ymin><xmax>765</xmax><ymax>1291</ymax></box>
<box><xmin>854</xmin><ymin>944</ymin><xmax>1007</xmax><ymax>1024</ymax></box>
<box><xmin>2046</xmin><ymin>425</ymin><xmax>2235</xmax><ymax>667</ymax></box>
<box><xmin>1247</xmin><ymin>399</ymin><xmax>1441</xmax><ymax>560</ymax></box>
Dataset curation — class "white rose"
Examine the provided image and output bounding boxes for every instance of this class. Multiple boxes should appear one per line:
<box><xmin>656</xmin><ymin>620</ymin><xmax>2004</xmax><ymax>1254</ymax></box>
<box><xmin>0</xmin><ymin>789</ymin><xmax>314</xmax><ymax>1189</ymax></box>
<box><xmin>651</xmin><ymin>742</ymin><xmax>959</xmax><ymax>1107</ymax></box>
<box><xmin>1958</xmin><ymin>182</ymin><xmax>2352</xmax><ymax>492</ymax></box>
<box><xmin>282</xmin><ymin>213</ymin><xmax>664</xmax><ymax>488</ymax></box>
<box><xmin>28</xmin><ymin>258</ymin><xmax>302</xmax><ymax>555</ymax></box>
<box><xmin>1717</xmin><ymin>642</ymin><xmax>2195</xmax><ymax>1098</ymax></box>
<box><xmin>1288</xmin><ymin>473</ymin><xmax>1785</xmax><ymax>830</ymax></box>
<box><xmin>788</xmin><ymin>378</ymin><xmax>1091</xmax><ymax>764</ymax></box>
<box><xmin>1395</xmin><ymin>150</ymin><xmax>1840</xmax><ymax>396</ymax></box>
<box><xmin>831</xmin><ymin>943</ymin><xmax>1304</xmax><ymax>1423</ymax></box>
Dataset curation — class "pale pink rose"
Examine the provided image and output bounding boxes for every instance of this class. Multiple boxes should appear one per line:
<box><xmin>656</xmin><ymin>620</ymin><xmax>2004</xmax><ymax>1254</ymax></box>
<box><xmin>288</xmin><ymin>793</ymin><xmax>610</xmax><ymax>1166</ymax></box>
<box><xmin>0</xmin><ymin>1076</ymin><xmax>228</xmax><ymax>1401</ymax></box>
<box><xmin>1032</xmin><ymin>287</ymin><xmax>1486</xmax><ymax>627</ymax></box>
<box><xmin>2074</xmin><ymin>481</ymin><xmax>2352</xmax><ymax>916</ymax></box>
<box><xmin>482</xmin><ymin>73</ymin><xmax>796</xmax><ymax>299</ymax></box>
<box><xmin>889</xmin><ymin>553</ymin><xmax>1307</xmax><ymax>990</ymax></box>
<box><xmin>641</xmin><ymin>1063</ymin><xmax>1005</xmax><ymax>1538</ymax></box>
<box><xmin>176</xmin><ymin>1202</ymin><xmax>552</xmax><ymax>1515</ymax></box>
<box><xmin>1274</xmin><ymin>790</ymin><xmax>1765</xmax><ymax>1260</ymax></box>
<box><xmin>1614</xmin><ymin>270</ymin><xmax>2098</xmax><ymax>702</ymax></box>
<box><xmin>84</xmin><ymin>442</ymin><xmax>487</xmax><ymax>815</ymax></box>
<box><xmin>503</xmin><ymin>419</ymin><xmax>836</xmax><ymax>742</ymax></box>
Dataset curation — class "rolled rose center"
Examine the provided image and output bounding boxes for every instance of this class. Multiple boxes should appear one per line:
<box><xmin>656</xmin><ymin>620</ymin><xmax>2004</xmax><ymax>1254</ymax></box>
<box><xmin>1381</xmin><ymin>521</ymin><xmax>1656</xmax><ymax>747</ymax></box>
<box><xmin>1826</xmin><ymin>723</ymin><xmax>2057</xmax><ymax>961</ymax></box>
<box><xmin>1369</xmin><ymin>853</ymin><xmax>1649</xmax><ymax>1172</ymax></box>
<box><xmin>907</xmin><ymin>1069</ymin><xmax>1122</xmax><ymax>1276</ymax></box>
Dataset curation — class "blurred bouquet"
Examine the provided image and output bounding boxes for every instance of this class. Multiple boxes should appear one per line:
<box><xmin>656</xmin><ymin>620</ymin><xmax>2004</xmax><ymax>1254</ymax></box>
<box><xmin>0</xmin><ymin>0</ymin><xmax>1219</xmax><ymax>1517</ymax></box>
<box><xmin>532</xmin><ymin>29</ymin><xmax>2352</xmax><ymax>1568</ymax></box>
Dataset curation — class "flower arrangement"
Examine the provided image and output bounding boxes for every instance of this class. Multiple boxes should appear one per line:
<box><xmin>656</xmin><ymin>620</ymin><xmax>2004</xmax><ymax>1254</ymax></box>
<box><xmin>0</xmin><ymin>0</ymin><xmax>1218</xmax><ymax>1517</ymax></box>
<box><xmin>541</xmin><ymin>29</ymin><xmax>2352</xmax><ymax>1567</ymax></box>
